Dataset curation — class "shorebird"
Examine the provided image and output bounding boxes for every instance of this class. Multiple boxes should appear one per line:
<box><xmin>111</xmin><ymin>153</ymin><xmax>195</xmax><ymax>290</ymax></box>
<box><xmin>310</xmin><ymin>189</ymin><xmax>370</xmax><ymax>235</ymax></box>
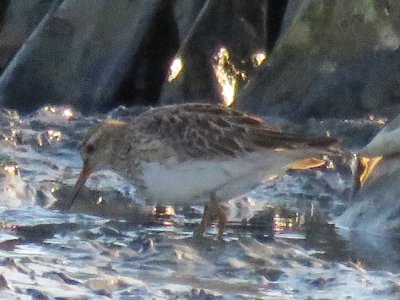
<box><xmin>64</xmin><ymin>103</ymin><xmax>336</xmax><ymax>238</ymax></box>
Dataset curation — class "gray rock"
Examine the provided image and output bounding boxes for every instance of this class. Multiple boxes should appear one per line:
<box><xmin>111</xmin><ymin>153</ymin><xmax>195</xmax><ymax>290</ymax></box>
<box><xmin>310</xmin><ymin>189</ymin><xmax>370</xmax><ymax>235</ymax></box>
<box><xmin>1</xmin><ymin>0</ymin><xmax>399</xmax><ymax>124</ymax></box>
<box><xmin>0</xmin><ymin>1</ymin><xmax>55</xmax><ymax>72</ymax></box>
<box><xmin>336</xmin><ymin>156</ymin><xmax>400</xmax><ymax>236</ymax></box>
<box><xmin>238</xmin><ymin>1</ymin><xmax>400</xmax><ymax>121</ymax></box>
<box><xmin>0</xmin><ymin>0</ymin><xmax>162</xmax><ymax>113</ymax></box>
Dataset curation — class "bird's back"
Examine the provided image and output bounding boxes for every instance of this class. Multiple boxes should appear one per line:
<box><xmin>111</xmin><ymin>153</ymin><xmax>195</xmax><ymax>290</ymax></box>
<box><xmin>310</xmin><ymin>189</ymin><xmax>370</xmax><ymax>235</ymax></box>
<box><xmin>127</xmin><ymin>103</ymin><xmax>336</xmax><ymax>162</ymax></box>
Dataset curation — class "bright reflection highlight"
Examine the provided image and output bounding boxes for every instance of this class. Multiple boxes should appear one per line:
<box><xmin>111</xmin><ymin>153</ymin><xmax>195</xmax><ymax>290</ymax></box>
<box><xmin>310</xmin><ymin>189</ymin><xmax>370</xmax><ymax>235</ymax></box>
<box><xmin>358</xmin><ymin>156</ymin><xmax>383</xmax><ymax>187</ymax></box>
<box><xmin>168</xmin><ymin>57</ymin><xmax>183</xmax><ymax>82</ymax></box>
<box><xmin>251</xmin><ymin>51</ymin><xmax>267</xmax><ymax>66</ymax></box>
<box><xmin>154</xmin><ymin>205</ymin><xmax>175</xmax><ymax>217</ymax></box>
<box><xmin>368</xmin><ymin>115</ymin><xmax>387</xmax><ymax>125</ymax></box>
<box><xmin>47</xmin><ymin>130</ymin><xmax>62</xmax><ymax>142</ymax></box>
<box><xmin>3</xmin><ymin>164</ymin><xmax>19</xmax><ymax>176</ymax></box>
<box><xmin>212</xmin><ymin>47</ymin><xmax>246</xmax><ymax>107</ymax></box>
<box><xmin>63</xmin><ymin>108</ymin><xmax>74</xmax><ymax>120</ymax></box>
<box><xmin>44</xmin><ymin>106</ymin><xmax>56</xmax><ymax>113</ymax></box>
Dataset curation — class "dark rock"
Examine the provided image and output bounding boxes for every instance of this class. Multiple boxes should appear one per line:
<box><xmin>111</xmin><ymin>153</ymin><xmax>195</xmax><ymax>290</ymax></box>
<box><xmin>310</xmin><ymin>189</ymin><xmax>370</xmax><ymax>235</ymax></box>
<box><xmin>15</xmin><ymin>223</ymin><xmax>79</xmax><ymax>242</ymax></box>
<box><xmin>249</xmin><ymin>206</ymin><xmax>274</xmax><ymax>238</ymax></box>
<box><xmin>0</xmin><ymin>1</ymin><xmax>163</xmax><ymax>114</ymax></box>
<box><xmin>160</xmin><ymin>0</ymin><xmax>269</xmax><ymax>107</ymax></box>
<box><xmin>238</xmin><ymin>1</ymin><xmax>400</xmax><ymax>121</ymax></box>
<box><xmin>42</xmin><ymin>271</ymin><xmax>80</xmax><ymax>285</ymax></box>
<box><xmin>0</xmin><ymin>0</ymin><xmax>399</xmax><ymax>129</ymax></box>
<box><xmin>255</xmin><ymin>267</ymin><xmax>284</xmax><ymax>281</ymax></box>
<box><xmin>0</xmin><ymin>1</ymin><xmax>55</xmax><ymax>72</ymax></box>
<box><xmin>0</xmin><ymin>273</ymin><xmax>10</xmax><ymax>289</ymax></box>
<box><xmin>128</xmin><ymin>236</ymin><xmax>154</xmax><ymax>253</ymax></box>
<box><xmin>26</xmin><ymin>288</ymin><xmax>50</xmax><ymax>300</ymax></box>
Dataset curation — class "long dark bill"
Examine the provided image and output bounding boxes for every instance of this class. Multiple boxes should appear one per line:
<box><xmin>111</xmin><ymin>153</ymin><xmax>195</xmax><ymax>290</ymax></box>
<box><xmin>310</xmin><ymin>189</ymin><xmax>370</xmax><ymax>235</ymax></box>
<box><xmin>62</xmin><ymin>163</ymin><xmax>91</xmax><ymax>211</ymax></box>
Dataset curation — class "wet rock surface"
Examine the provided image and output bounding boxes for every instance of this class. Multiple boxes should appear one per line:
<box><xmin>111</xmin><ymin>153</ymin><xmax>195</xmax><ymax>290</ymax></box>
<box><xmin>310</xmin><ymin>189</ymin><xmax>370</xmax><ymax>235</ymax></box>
<box><xmin>0</xmin><ymin>105</ymin><xmax>393</xmax><ymax>298</ymax></box>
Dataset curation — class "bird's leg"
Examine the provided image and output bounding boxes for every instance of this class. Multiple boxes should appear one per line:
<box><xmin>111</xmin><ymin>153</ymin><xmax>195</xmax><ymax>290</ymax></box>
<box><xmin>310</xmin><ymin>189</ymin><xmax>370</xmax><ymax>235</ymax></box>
<box><xmin>217</xmin><ymin>204</ymin><xmax>227</xmax><ymax>239</ymax></box>
<box><xmin>193</xmin><ymin>193</ymin><xmax>227</xmax><ymax>239</ymax></box>
<box><xmin>211</xmin><ymin>193</ymin><xmax>228</xmax><ymax>239</ymax></box>
<box><xmin>194</xmin><ymin>201</ymin><xmax>215</xmax><ymax>237</ymax></box>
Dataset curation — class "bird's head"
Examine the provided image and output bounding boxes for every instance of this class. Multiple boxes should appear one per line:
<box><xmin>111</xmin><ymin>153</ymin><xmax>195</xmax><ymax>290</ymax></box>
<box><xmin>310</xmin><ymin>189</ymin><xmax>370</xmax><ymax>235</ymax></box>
<box><xmin>63</xmin><ymin>119</ymin><xmax>127</xmax><ymax>210</ymax></box>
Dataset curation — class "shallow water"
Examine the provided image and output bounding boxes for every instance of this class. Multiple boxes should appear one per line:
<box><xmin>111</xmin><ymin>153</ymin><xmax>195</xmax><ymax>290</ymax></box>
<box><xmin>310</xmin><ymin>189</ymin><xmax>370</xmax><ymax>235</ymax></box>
<box><xmin>0</xmin><ymin>105</ymin><xmax>398</xmax><ymax>299</ymax></box>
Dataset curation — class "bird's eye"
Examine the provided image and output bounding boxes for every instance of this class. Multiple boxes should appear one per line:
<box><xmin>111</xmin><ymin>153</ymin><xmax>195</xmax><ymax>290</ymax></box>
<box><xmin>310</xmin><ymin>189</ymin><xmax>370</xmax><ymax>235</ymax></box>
<box><xmin>86</xmin><ymin>144</ymin><xmax>95</xmax><ymax>155</ymax></box>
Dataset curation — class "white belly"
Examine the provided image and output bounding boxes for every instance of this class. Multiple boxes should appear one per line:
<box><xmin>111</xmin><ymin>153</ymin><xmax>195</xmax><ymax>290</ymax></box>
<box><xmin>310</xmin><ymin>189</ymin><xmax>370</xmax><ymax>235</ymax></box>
<box><xmin>141</xmin><ymin>150</ymin><xmax>303</xmax><ymax>205</ymax></box>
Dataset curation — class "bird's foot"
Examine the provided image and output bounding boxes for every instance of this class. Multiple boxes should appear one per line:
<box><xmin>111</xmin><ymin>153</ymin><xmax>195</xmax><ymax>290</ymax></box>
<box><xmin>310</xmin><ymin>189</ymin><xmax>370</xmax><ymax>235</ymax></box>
<box><xmin>193</xmin><ymin>197</ymin><xmax>228</xmax><ymax>240</ymax></box>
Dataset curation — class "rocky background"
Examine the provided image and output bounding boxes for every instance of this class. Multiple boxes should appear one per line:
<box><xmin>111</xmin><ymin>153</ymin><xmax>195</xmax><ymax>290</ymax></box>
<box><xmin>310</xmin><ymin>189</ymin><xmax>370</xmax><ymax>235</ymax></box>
<box><xmin>0</xmin><ymin>0</ymin><xmax>398</xmax><ymax>119</ymax></box>
<box><xmin>0</xmin><ymin>1</ymin><xmax>400</xmax><ymax>236</ymax></box>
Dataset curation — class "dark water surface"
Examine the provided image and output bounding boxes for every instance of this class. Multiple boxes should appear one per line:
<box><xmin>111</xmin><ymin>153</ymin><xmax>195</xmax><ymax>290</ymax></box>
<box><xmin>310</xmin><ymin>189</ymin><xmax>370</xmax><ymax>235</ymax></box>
<box><xmin>0</xmin><ymin>105</ymin><xmax>398</xmax><ymax>299</ymax></box>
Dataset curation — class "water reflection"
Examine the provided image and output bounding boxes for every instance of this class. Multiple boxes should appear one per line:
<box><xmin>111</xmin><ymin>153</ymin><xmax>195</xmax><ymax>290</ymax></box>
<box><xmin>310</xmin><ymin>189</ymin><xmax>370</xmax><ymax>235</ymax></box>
<box><xmin>167</xmin><ymin>56</ymin><xmax>183</xmax><ymax>82</ymax></box>
<box><xmin>251</xmin><ymin>50</ymin><xmax>267</xmax><ymax>67</ymax></box>
<box><xmin>0</xmin><ymin>105</ymin><xmax>397</xmax><ymax>298</ymax></box>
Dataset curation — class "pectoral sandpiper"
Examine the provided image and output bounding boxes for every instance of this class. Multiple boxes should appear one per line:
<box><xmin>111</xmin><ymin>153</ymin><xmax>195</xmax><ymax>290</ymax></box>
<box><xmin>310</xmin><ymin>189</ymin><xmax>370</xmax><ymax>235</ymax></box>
<box><xmin>65</xmin><ymin>103</ymin><xmax>336</xmax><ymax>238</ymax></box>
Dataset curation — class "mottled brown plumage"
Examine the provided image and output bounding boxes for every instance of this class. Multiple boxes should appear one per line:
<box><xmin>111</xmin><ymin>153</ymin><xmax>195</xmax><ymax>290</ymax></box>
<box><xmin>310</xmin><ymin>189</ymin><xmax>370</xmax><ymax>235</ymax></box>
<box><xmin>66</xmin><ymin>103</ymin><xmax>336</xmax><ymax>238</ymax></box>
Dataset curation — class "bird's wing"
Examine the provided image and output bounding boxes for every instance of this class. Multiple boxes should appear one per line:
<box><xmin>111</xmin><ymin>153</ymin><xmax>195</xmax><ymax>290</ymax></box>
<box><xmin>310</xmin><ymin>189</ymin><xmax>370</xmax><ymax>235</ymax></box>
<box><xmin>132</xmin><ymin>104</ymin><xmax>336</xmax><ymax>160</ymax></box>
